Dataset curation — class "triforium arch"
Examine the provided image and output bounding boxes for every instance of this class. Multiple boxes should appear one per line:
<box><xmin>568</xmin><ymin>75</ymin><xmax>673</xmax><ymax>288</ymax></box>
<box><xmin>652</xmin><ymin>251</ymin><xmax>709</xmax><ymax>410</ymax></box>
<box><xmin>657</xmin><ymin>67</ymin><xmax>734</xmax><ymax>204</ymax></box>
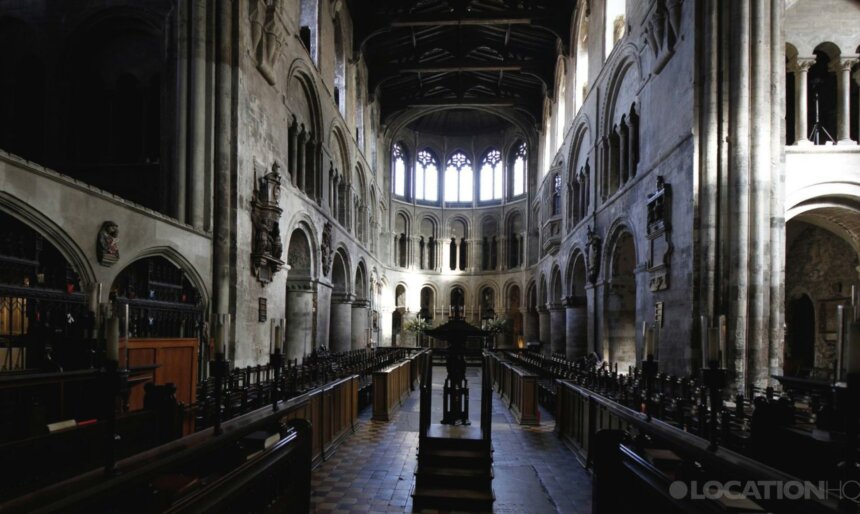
<box><xmin>285</xmin><ymin>63</ymin><xmax>324</xmax><ymax>198</ymax></box>
<box><xmin>784</xmin><ymin>195</ymin><xmax>860</xmax><ymax>378</ymax></box>
<box><xmin>351</xmin><ymin>259</ymin><xmax>371</xmax><ymax>350</ymax></box>
<box><xmin>548</xmin><ymin>263</ymin><xmax>566</xmax><ymax>356</ymax></box>
<box><xmin>603</xmin><ymin>223</ymin><xmax>638</xmax><ymax>372</ymax></box>
<box><xmin>284</xmin><ymin>220</ymin><xmax>318</xmax><ymax>361</ymax></box>
<box><xmin>0</xmin><ymin>192</ymin><xmax>95</xmax><ymax>287</ymax></box>
<box><xmin>565</xmin><ymin>248</ymin><xmax>589</xmax><ymax>359</ymax></box>
<box><xmin>328</xmin><ymin>245</ymin><xmax>352</xmax><ymax>352</ymax></box>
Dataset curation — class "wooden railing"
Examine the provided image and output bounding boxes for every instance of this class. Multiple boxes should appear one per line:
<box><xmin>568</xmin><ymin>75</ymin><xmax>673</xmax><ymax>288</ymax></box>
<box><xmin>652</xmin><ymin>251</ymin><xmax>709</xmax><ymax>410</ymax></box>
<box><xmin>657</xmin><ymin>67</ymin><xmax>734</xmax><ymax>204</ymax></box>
<box><xmin>1</xmin><ymin>393</ymin><xmax>318</xmax><ymax>513</ymax></box>
<box><xmin>558</xmin><ymin>380</ymin><xmax>841</xmax><ymax>514</ymax></box>
<box><xmin>486</xmin><ymin>351</ymin><xmax>539</xmax><ymax>425</ymax></box>
<box><xmin>372</xmin><ymin>359</ymin><xmax>412</xmax><ymax>421</ymax></box>
<box><xmin>1</xmin><ymin>372</ymin><xmax>360</xmax><ymax>511</ymax></box>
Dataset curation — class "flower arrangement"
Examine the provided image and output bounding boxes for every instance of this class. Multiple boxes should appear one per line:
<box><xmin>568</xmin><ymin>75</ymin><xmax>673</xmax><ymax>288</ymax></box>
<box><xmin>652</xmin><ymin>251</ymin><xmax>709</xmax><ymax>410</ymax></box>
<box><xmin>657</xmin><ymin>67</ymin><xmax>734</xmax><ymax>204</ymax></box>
<box><xmin>483</xmin><ymin>316</ymin><xmax>509</xmax><ymax>335</ymax></box>
<box><xmin>404</xmin><ymin>317</ymin><xmax>432</xmax><ymax>334</ymax></box>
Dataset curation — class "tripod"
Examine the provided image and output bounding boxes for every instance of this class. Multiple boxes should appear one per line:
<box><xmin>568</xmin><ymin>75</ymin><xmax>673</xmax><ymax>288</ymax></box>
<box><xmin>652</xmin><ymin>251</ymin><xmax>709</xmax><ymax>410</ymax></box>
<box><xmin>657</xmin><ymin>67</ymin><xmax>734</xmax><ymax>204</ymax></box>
<box><xmin>809</xmin><ymin>79</ymin><xmax>835</xmax><ymax>145</ymax></box>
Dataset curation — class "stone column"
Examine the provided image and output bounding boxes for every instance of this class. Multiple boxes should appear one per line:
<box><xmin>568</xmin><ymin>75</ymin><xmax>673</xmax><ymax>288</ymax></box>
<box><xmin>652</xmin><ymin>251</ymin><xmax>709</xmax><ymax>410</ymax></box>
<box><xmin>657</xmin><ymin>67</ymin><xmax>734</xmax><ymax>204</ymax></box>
<box><xmin>352</xmin><ymin>300</ymin><xmax>370</xmax><ymax>349</ymax></box>
<box><xmin>329</xmin><ymin>294</ymin><xmax>353</xmax><ymax>353</ymax></box>
<box><xmin>286</xmin><ymin>285</ymin><xmax>315</xmax><ymax>361</ymax></box>
<box><xmin>189</xmin><ymin>0</ymin><xmax>207</xmax><ymax>230</ymax></box>
<box><xmin>549</xmin><ymin>303</ymin><xmax>566</xmax><ymax>357</ymax></box>
<box><xmin>538</xmin><ymin>305</ymin><xmax>550</xmax><ymax>355</ymax></box>
<box><xmin>173</xmin><ymin>0</ymin><xmax>188</xmax><ymax>223</ymax></box>
<box><xmin>618</xmin><ymin>125</ymin><xmax>628</xmax><ymax>185</ymax></box>
<box><xmin>565</xmin><ymin>296</ymin><xmax>588</xmax><ymax>360</ymax></box>
<box><xmin>792</xmin><ymin>57</ymin><xmax>816</xmax><ymax>145</ymax></box>
<box><xmin>212</xmin><ymin>0</ymin><xmax>233</xmax><ymax>351</ymax></box>
<box><xmin>833</xmin><ymin>57</ymin><xmax>859</xmax><ymax>144</ymax></box>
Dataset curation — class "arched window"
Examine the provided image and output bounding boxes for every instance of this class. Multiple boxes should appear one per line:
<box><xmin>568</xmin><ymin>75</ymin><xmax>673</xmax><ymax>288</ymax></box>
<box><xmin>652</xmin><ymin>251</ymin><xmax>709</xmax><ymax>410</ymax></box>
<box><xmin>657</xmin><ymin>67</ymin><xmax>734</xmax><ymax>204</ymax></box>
<box><xmin>479</xmin><ymin>148</ymin><xmax>503</xmax><ymax>202</ymax></box>
<box><xmin>510</xmin><ymin>141</ymin><xmax>527</xmax><ymax>197</ymax></box>
<box><xmin>299</xmin><ymin>0</ymin><xmax>319</xmax><ymax>65</ymax></box>
<box><xmin>555</xmin><ymin>70</ymin><xmax>567</xmax><ymax>150</ymax></box>
<box><xmin>552</xmin><ymin>173</ymin><xmax>561</xmax><ymax>216</ymax></box>
<box><xmin>574</xmin><ymin>9</ymin><xmax>589</xmax><ymax>112</ymax></box>
<box><xmin>392</xmin><ymin>143</ymin><xmax>407</xmax><ymax>198</ymax></box>
<box><xmin>333</xmin><ymin>15</ymin><xmax>346</xmax><ymax>116</ymax></box>
<box><xmin>604</xmin><ymin>0</ymin><xmax>626</xmax><ymax>58</ymax></box>
<box><xmin>444</xmin><ymin>151</ymin><xmax>473</xmax><ymax>203</ymax></box>
<box><xmin>415</xmin><ymin>149</ymin><xmax>439</xmax><ymax>202</ymax></box>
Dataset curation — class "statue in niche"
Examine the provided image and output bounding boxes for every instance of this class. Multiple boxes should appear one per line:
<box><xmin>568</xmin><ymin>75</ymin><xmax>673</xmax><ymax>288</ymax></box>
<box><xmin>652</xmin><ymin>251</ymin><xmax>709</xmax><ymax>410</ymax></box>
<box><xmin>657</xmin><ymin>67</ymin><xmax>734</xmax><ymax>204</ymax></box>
<box><xmin>250</xmin><ymin>0</ymin><xmax>289</xmax><ymax>85</ymax></box>
<box><xmin>251</xmin><ymin>161</ymin><xmax>284</xmax><ymax>285</ymax></box>
<box><xmin>320</xmin><ymin>222</ymin><xmax>333</xmax><ymax>277</ymax></box>
<box><xmin>97</xmin><ymin>221</ymin><xmax>120</xmax><ymax>267</ymax></box>
<box><xmin>586</xmin><ymin>225</ymin><xmax>601</xmax><ymax>284</ymax></box>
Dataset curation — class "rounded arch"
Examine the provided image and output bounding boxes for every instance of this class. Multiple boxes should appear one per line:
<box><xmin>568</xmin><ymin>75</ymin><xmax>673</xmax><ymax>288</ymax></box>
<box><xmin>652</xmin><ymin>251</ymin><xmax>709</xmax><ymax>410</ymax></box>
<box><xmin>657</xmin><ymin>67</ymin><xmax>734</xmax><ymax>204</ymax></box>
<box><xmin>285</xmin><ymin>61</ymin><xmax>323</xmax><ymax>136</ymax></box>
<box><xmin>285</xmin><ymin>218</ymin><xmax>318</xmax><ymax>281</ymax></box>
<box><xmin>328</xmin><ymin>122</ymin><xmax>351</xmax><ymax>174</ymax></box>
<box><xmin>568</xmin><ymin>118</ymin><xmax>594</xmax><ymax>170</ymax></box>
<box><xmin>566</xmin><ymin>248</ymin><xmax>588</xmax><ymax>298</ymax></box>
<box><xmin>331</xmin><ymin>247</ymin><xmax>350</xmax><ymax>294</ymax></box>
<box><xmin>550</xmin><ymin>263</ymin><xmax>564</xmax><ymax>303</ymax></box>
<box><xmin>120</xmin><ymin>245</ymin><xmax>210</xmax><ymax>308</ymax></box>
<box><xmin>0</xmin><ymin>192</ymin><xmax>95</xmax><ymax>286</ymax></box>
<box><xmin>418</xmin><ymin>214</ymin><xmax>440</xmax><ymax>237</ymax></box>
<box><xmin>354</xmin><ymin>259</ymin><xmax>369</xmax><ymax>300</ymax></box>
<box><xmin>447</xmin><ymin>215</ymin><xmax>470</xmax><ymax>239</ymax></box>
<box><xmin>813</xmin><ymin>41</ymin><xmax>842</xmax><ymax>61</ymax></box>
<box><xmin>394</xmin><ymin>282</ymin><xmax>408</xmax><ymax>309</ymax></box>
<box><xmin>600</xmin><ymin>43</ymin><xmax>644</xmax><ymax>132</ymax></box>
<box><xmin>604</xmin><ymin>224</ymin><xmax>637</xmax><ymax>370</ymax></box>
<box><xmin>538</xmin><ymin>273</ymin><xmax>548</xmax><ymax>305</ymax></box>
<box><xmin>502</xmin><ymin>279</ymin><xmax>523</xmax><ymax>310</ymax></box>
<box><xmin>602</xmin><ymin>218</ymin><xmax>637</xmax><ymax>281</ymax></box>
<box><xmin>394</xmin><ymin>210</ymin><xmax>412</xmax><ymax>235</ymax></box>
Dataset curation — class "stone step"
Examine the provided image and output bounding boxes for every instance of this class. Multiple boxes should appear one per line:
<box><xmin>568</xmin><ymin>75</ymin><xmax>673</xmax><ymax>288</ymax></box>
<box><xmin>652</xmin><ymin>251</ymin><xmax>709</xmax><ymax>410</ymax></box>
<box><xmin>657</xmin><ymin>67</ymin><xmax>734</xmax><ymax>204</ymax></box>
<box><xmin>417</xmin><ymin>448</ymin><xmax>493</xmax><ymax>469</ymax></box>
<box><xmin>411</xmin><ymin>484</ymin><xmax>495</xmax><ymax>512</ymax></box>
<box><xmin>414</xmin><ymin>464</ymin><xmax>494</xmax><ymax>490</ymax></box>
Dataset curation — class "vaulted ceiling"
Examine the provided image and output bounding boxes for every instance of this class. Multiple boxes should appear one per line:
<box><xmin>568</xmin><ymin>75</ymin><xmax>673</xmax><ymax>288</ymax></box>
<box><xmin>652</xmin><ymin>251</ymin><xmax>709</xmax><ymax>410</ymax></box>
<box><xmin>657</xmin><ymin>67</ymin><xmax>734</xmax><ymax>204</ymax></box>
<box><xmin>349</xmin><ymin>0</ymin><xmax>577</xmax><ymax>127</ymax></box>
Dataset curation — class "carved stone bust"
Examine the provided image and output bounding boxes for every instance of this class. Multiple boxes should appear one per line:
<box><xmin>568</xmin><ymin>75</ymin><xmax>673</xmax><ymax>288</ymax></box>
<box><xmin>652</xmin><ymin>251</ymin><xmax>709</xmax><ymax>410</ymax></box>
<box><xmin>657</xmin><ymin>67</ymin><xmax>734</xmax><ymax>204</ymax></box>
<box><xmin>97</xmin><ymin>221</ymin><xmax>119</xmax><ymax>267</ymax></box>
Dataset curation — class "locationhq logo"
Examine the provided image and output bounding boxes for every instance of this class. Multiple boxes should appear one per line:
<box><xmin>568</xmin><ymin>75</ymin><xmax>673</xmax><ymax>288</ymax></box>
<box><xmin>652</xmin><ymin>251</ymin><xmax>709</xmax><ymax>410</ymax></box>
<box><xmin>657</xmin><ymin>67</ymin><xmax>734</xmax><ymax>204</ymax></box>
<box><xmin>669</xmin><ymin>480</ymin><xmax>860</xmax><ymax>503</ymax></box>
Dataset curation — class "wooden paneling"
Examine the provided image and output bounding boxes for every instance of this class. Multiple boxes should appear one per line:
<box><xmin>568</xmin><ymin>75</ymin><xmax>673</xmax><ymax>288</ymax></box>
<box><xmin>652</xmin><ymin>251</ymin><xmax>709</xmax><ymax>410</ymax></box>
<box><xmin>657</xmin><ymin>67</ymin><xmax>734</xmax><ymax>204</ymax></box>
<box><xmin>125</xmin><ymin>338</ymin><xmax>198</xmax><ymax>415</ymax></box>
<box><xmin>372</xmin><ymin>359</ymin><xmax>412</xmax><ymax>421</ymax></box>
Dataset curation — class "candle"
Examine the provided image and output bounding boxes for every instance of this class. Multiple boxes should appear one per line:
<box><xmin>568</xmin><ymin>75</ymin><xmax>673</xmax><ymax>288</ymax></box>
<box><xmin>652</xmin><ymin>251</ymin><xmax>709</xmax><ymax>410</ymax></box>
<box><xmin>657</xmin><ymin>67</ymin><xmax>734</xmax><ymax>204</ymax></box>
<box><xmin>644</xmin><ymin>323</ymin><xmax>655</xmax><ymax>359</ymax></box>
<box><xmin>124</xmin><ymin>302</ymin><xmax>130</xmax><ymax>367</ymax></box>
<box><xmin>718</xmin><ymin>315</ymin><xmax>727</xmax><ymax>368</ymax></box>
<box><xmin>700</xmin><ymin>315</ymin><xmax>710</xmax><ymax>367</ymax></box>
<box><xmin>106</xmin><ymin>315</ymin><xmax>120</xmax><ymax>362</ymax></box>
<box><xmin>274</xmin><ymin>320</ymin><xmax>283</xmax><ymax>353</ymax></box>
<box><xmin>846</xmin><ymin>322</ymin><xmax>860</xmax><ymax>376</ymax></box>
<box><xmin>837</xmin><ymin>305</ymin><xmax>845</xmax><ymax>380</ymax></box>
<box><xmin>215</xmin><ymin>314</ymin><xmax>229</xmax><ymax>355</ymax></box>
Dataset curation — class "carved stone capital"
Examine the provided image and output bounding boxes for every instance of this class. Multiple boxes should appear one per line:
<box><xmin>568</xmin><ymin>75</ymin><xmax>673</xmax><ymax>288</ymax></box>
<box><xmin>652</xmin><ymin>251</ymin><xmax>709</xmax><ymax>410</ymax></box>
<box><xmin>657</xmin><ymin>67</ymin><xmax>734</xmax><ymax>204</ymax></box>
<box><xmin>790</xmin><ymin>56</ymin><xmax>816</xmax><ymax>73</ymax></box>
<box><xmin>830</xmin><ymin>57</ymin><xmax>860</xmax><ymax>73</ymax></box>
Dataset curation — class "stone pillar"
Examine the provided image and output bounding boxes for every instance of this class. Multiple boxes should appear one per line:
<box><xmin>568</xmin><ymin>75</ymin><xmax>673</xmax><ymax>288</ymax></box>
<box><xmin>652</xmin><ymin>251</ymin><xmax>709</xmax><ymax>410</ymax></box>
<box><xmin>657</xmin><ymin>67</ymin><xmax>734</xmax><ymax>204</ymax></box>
<box><xmin>352</xmin><ymin>300</ymin><xmax>370</xmax><ymax>350</ymax></box>
<box><xmin>523</xmin><ymin>308</ymin><xmax>538</xmax><ymax>343</ymax></box>
<box><xmin>618</xmin><ymin>125</ymin><xmax>628</xmax><ymax>185</ymax></box>
<box><xmin>792</xmin><ymin>57</ymin><xmax>816</xmax><ymax>145</ymax></box>
<box><xmin>212</xmin><ymin>0</ymin><xmax>233</xmax><ymax>354</ymax></box>
<box><xmin>286</xmin><ymin>286</ymin><xmax>315</xmax><ymax>361</ymax></box>
<box><xmin>549</xmin><ymin>303</ymin><xmax>566</xmax><ymax>357</ymax></box>
<box><xmin>189</xmin><ymin>0</ymin><xmax>208</xmax><ymax>230</ymax></box>
<box><xmin>565</xmin><ymin>297</ymin><xmax>588</xmax><ymax>360</ymax></box>
<box><xmin>833</xmin><ymin>57</ymin><xmax>859</xmax><ymax>144</ymax></box>
<box><xmin>329</xmin><ymin>294</ymin><xmax>353</xmax><ymax>353</ymax></box>
<box><xmin>173</xmin><ymin>0</ymin><xmax>188</xmax><ymax>223</ymax></box>
<box><xmin>538</xmin><ymin>306</ymin><xmax>550</xmax><ymax>355</ymax></box>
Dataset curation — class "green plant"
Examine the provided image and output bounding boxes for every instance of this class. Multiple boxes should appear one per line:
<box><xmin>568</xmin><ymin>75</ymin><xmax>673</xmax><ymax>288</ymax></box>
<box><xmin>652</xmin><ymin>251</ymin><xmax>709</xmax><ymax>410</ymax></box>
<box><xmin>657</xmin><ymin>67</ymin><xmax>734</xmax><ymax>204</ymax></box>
<box><xmin>404</xmin><ymin>317</ymin><xmax>432</xmax><ymax>333</ymax></box>
<box><xmin>484</xmin><ymin>316</ymin><xmax>509</xmax><ymax>335</ymax></box>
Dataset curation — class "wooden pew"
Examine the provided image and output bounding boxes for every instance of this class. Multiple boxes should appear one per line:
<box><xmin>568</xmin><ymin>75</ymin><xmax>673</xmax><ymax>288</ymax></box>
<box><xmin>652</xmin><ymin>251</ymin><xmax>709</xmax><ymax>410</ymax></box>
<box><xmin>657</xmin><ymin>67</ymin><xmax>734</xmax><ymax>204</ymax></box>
<box><xmin>498</xmin><ymin>361</ymin><xmax>539</xmax><ymax>425</ymax></box>
<box><xmin>560</xmin><ymin>381</ymin><xmax>842</xmax><ymax>514</ymax></box>
<box><xmin>372</xmin><ymin>359</ymin><xmax>412</xmax><ymax>421</ymax></box>
<box><xmin>0</xmin><ymin>372</ymin><xmax>366</xmax><ymax>513</ymax></box>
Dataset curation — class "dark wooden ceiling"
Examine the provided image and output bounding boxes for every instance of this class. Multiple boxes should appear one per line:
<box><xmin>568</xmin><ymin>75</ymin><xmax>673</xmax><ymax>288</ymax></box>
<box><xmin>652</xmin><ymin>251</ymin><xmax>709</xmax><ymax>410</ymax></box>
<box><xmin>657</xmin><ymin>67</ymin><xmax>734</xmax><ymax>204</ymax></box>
<box><xmin>349</xmin><ymin>0</ymin><xmax>577</xmax><ymax>126</ymax></box>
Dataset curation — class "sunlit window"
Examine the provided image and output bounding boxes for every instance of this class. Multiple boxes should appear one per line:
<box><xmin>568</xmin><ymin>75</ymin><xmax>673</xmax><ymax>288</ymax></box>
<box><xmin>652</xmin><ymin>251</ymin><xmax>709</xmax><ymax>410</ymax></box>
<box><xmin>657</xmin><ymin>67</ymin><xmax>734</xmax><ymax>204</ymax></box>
<box><xmin>415</xmin><ymin>149</ymin><xmax>438</xmax><ymax>202</ymax></box>
<box><xmin>392</xmin><ymin>143</ymin><xmax>406</xmax><ymax>197</ymax></box>
<box><xmin>479</xmin><ymin>149</ymin><xmax>503</xmax><ymax>202</ymax></box>
<box><xmin>511</xmin><ymin>142</ymin><xmax>527</xmax><ymax>197</ymax></box>
<box><xmin>445</xmin><ymin>151</ymin><xmax>473</xmax><ymax>203</ymax></box>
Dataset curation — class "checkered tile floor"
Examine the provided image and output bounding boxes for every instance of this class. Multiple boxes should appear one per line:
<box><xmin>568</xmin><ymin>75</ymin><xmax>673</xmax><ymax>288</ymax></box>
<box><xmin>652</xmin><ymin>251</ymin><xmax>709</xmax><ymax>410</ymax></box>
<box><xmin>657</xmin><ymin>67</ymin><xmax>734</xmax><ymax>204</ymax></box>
<box><xmin>310</xmin><ymin>366</ymin><xmax>592</xmax><ymax>513</ymax></box>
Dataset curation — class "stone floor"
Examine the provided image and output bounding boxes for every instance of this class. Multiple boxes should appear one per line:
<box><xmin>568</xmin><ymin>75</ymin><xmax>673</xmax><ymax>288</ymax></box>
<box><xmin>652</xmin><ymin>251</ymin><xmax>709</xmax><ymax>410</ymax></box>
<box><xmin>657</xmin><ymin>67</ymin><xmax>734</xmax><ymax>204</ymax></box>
<box><xmin>310</xmin><ymin>366</ymin><xmax>593</xmax><ymax>513</ymax></box>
